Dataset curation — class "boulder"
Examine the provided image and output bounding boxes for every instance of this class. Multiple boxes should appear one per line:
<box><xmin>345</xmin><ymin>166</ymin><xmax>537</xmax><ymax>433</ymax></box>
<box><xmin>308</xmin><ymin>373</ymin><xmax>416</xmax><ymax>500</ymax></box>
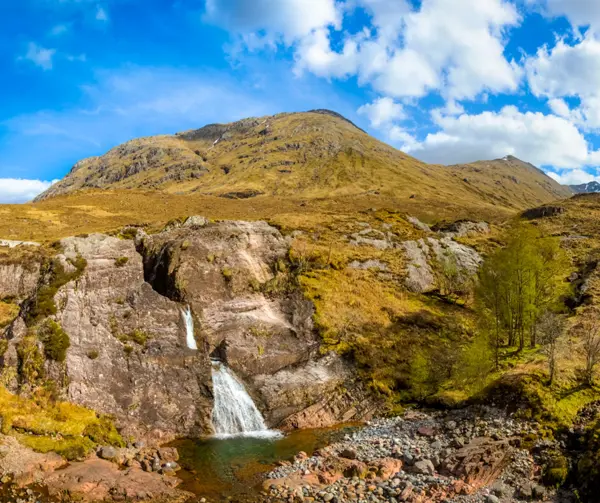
<box><xmin>441</xmin><ymin>437</ymin><xmax>513</xmax><ymax>489</ymax></box>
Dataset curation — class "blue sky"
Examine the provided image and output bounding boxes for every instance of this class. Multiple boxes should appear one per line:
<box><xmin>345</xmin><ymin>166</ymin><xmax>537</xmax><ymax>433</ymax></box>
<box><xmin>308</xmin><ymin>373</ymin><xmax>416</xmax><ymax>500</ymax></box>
<box><xmin>3</xmin><ymin>0</ymin><xmax>600</xmax><ymax>202</ymax></box>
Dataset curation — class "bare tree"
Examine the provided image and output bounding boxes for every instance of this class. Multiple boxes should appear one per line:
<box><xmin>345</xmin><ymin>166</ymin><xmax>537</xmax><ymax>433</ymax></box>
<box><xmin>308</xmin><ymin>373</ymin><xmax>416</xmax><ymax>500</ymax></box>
<box><xmin>537</xmin><ymin>311</ymin><xmax>566</xmax><ymax>385</ymax></box>
<box><xmin>573</xmin><ymin>309</ymin><xmax>600</xmax><ymax>387</ymax></box>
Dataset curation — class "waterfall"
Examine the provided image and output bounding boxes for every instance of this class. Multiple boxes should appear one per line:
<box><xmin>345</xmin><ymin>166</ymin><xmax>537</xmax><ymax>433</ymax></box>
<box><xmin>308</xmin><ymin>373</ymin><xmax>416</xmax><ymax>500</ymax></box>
<box><xmin>181</xmin><ymin>307</ymin><xmax>197</xmax><ymax>350</ymax></box>
<box><xmin>211</xmin><ymin>360</ymin><xmax>280</xmax><ymax>438</ymax></box>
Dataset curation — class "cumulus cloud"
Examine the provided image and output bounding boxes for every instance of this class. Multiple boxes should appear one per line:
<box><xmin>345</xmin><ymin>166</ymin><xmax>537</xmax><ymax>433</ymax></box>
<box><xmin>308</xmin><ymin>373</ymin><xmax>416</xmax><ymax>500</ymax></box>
<box><xmin>546</xmin><ymin>168</ymin><xmax>600</xmax><ymax>186</ymax></box>
<box><xmin>0</xmin><ymin>179</ymin><xmax>56</xmax><ymax>204</ymax></box>
<box><xmin>203</xmin><ymin>0</ymin><xmax>340</xmax><ymax>45</ymax></box>
<box><xmin>20</xmin><ymin>43</ymin><xmax>56</xmax><ymax>70</ymax></box>
<box><xmin>402</xmin><ymin>106</ymin><xmax>600</xmax><ymax>168</ymax></box>
<box><xmin>357</xmin><ymin>97</ymin><xmax>405</xmax><ymax>128</ymax></box>
<box><xmin>526</xmin><ymin>36</ymin><xmax>600</xmax><ymax>129</ymax></box>
<box><xmin>95</xmin><ymin>5</ymin><xmax>109</xmax><ymax>22</ymax></box>
<box><xmin>295</xmin><ymin>0</ymin><xmax>521</xmax><ymax>100</ymax></box>
<box><xmin>529</xmin><ymin>0</ymin><xmax>600</xmax><ymax>30</ymax></box>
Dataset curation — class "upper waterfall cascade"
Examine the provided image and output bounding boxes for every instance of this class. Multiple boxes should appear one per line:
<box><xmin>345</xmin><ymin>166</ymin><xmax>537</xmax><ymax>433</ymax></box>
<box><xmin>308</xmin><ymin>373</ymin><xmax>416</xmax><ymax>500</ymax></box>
<box><xmin>182</xmin><ymin>306</ymin><xmax>198</xmax><ymax>350</ymax></box>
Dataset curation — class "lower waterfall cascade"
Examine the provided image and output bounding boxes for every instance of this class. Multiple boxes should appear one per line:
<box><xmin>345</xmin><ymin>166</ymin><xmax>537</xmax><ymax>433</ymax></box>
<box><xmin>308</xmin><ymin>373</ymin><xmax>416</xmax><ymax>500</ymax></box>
<box><xmin>211</xmin><ymin>360</ymin><xmax>280</xmax><ymax>438</ymax></box>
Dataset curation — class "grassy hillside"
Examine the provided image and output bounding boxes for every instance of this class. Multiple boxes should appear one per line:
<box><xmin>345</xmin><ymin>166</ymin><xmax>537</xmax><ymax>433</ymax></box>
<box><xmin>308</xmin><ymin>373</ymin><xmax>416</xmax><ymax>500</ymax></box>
<box><xmin>35</xmin><ymin>111</ymin><xmax>570</xmax><ymax>214</ymax></box>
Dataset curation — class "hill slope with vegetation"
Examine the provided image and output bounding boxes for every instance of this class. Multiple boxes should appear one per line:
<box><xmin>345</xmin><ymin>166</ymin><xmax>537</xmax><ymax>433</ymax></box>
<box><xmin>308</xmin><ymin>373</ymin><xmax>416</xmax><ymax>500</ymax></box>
<box><xmin>35</xmin><ymin>111</ymin><xmax>570</xmax><ymax>215</ymax></box>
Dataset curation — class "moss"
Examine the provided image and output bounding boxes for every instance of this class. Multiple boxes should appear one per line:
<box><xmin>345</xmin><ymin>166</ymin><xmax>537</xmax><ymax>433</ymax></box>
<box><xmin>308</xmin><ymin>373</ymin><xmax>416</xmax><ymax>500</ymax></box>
<box><xmin>123</xmin><ymin>344</ymin><xmax>134</xmax><ymax>356</ymax></box>
<box><xmin>82</xmin><ymin>417</ymin><xmax>125</xmax><ymax>447</ymax></box>
<box><xmin>0</xmin><ymin>387</ymin><xmax>124</xmax><ymax>459</ymax></box>
<box><xmin>26</xmin><ymin>256</ymin><xmax>87</xmax><ymax>326</ymax></box>
<box><xmin>221</xmin><ymin>267</ymin><xmax>233</xmax><ymax>281</ymax></box>
<box><xmin>87</xmin><ymin>349</ymin><xmax>99</xmax><ymax>360</ymax></box>
<box><xmin>17</xmin><ymin>435</ymin><xmax>96</xmax><ymax>461</ymax></box>
<box><xmin>37</xmin><ymin>319</ymin><xmax>70</xmax><ymax>362</ymax></box>
<box><xmin>0</xmin><ymin>301</ymin><xmax>19</xmax><ymax>329</ymax></box>
<box><xmin>16</xmin><ymin>336</ymin><xmax>45</xmax><ymax>385</ymax></box>
<box><xmin>114</xmin><ymin>256</ymin><xmax>129</xmax><ymax>268</ymax></box>
<box><xmin>543</xmin><ymin>452</ymin><xmax>569</xmax><ymax>487</ymax></box>
<box><xmin>181</xmin><ymin>240</ymin><xmax>190</xmax><ymax>251</ymax></box>
<box><xmin>118</xmin><ymin>227</ymin><xmax>138</xmax><ymax>240</ymax></box>
<box><xmin>0</xmin><ymin>339</ymin><xmax>8</xmax><ymax>357</ymax></box>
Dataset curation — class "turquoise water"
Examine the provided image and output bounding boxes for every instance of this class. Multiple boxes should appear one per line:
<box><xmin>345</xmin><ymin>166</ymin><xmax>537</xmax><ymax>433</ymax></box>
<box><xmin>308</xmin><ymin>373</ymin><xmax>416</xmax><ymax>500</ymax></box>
<box><xmin>171</xmin><ymin>425</ymin><xmax>357</xmax><ymax>500</ymax></box>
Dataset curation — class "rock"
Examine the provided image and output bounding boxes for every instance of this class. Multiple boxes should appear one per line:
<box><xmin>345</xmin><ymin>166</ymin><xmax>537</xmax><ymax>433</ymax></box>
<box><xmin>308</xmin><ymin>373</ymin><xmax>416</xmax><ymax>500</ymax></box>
<box><xmin>411</xmin><ymin>459</ymin><xmax>435</xmax><ymax>475</ymax></box>
<box><xmin>158</xmin><ymin>447</ymin><xmax>179</xmax><ymax>462</ymax></box>
<box><xmin>407</xmin><ymin>216</ymin><xmax>431</xmax><ymax>232</ymax></box>
<box><xmin>417</xmin><ymin>427</ymin><xmax>436</xmax><ymax>437</ymax></box>
<box><xmin>340</xmin><ymin>448</ymin><xmax>358</xmax><ymax>460</ymax></box>
<box><xmin>182</xmin><ymin>215</ymin><xmax>209</xmax><ymax>228</ymax></box>
<box><xmin>442</xmin><ymin>437</ymin><xmax>512</xmax><ymax>489</ymax></box>
<box><xmin>486</xmin><ymin>495</ymin><xmax>500</xmax><ymax>503</ymax></box>
<box><xmin>98</xmin><ymin>446</ymin><xmax>117</xmax><ymax>460</ymax></box>
<box><xmin>43</xmin><ymin>458</ymin><xmax>189</xmax><ymax>502</ymax></box>
<box><xmin>400</xmin><ymin>237</ymin><xmax>482</xmax><ymax>293</ymax></box>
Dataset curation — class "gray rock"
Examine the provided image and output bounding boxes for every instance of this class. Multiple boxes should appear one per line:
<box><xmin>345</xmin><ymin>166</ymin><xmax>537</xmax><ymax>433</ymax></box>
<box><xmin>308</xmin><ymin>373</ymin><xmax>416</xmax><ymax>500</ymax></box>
<box><xmin>98</xmin><ymin>446</ymin><xmax>117</xmax><ymax>460</ymax></box>
<box><xmin>411</xmin><ymin>459</ymin><xmax>435</xmax><ymax>476</ymax></box>
<box><xmin>486</xmin><ymin>495</ymin><xmax>500</xmax><ymax>503</ymax></box>
<box><xmin>183</xmin><ymin>215</ymin><xmax>209</xmax><ymax>228</ymax></box>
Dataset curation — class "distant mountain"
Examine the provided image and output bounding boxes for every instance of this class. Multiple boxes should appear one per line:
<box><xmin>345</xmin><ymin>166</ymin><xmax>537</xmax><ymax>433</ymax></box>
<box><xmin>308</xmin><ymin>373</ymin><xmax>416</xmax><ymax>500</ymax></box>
<box><xmin>569</xmin><ymin>181</ymin><xmax>600</xmax><ymax>194</ymax></box>
<box><xmin>35</xmin><ymin>111</ymin><xmax>571</xmax><ymax>211</ymax></box>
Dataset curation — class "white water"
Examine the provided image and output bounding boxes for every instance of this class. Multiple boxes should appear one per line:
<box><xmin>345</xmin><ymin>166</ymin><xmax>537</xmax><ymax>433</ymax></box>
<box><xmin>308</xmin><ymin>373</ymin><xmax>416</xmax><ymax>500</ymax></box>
<box><xmin>211</xmin><ymin>360</ymin><xmax>280</xmax><ymax>439</ymax></box>
<box><xmin>181</xmin><ymin>307</ymin><xmax>198</xmax><ymax>350</ymax></box>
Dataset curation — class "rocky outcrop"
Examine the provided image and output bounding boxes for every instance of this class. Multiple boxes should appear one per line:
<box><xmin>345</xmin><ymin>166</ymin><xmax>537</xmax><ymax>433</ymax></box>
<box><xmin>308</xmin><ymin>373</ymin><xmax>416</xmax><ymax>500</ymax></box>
<box><xmin>1</xmin><ymin>219</ymin><xmax>375</xmax><ymax>437</ymax></box>
<box><xmin>255</xmin><ymin>354</ymin><xmax>376</xmax><ymax>428</ymax></box>
<box><xmin>2</xmin><ymin>233</ymin><xmax>213</xmax><ymax>440</ymax></box>
<box><xmin>433</xmin><ymin>220</ymin><xmax>490</xmax><ymax>238</ymax></box>
<box><xmin>138</xmin><ymin>219</ymin><xmax>377</xmax><ymax>427</ymax></box>
<box><xmin>0</xmin><ymin>262</ymin><xmax>41</xmax><ymax>301</ymax></box>
<box><xmin>401</xmin><ymin>237</ymin><xmax>482</xmax><ymax>293</ymax></box>
<box><xmin>138</xmin><ymin>220</ymin><xmax>317</xmax><ymax>377</ymax></box>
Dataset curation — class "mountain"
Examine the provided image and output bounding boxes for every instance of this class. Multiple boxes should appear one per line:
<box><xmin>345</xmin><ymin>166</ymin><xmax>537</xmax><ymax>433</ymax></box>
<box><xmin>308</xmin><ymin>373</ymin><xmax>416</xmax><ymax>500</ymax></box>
<box><xmin>35</xmin><ymin>111</ymin><xmax>571</xmax><ymax>213</ymax></box>
<box><xmin>569</xmin><ymin>181</ymin><xmax>600</xmax><ymax>194</ymax></box>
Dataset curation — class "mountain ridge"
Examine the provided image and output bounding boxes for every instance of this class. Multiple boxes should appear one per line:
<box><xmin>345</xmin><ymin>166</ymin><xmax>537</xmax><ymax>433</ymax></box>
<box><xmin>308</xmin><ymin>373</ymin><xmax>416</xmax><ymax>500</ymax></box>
<box><xmin>35</xmin><ymin>110</ymin><xmax>571</xmax><ymax>212</ymax></box>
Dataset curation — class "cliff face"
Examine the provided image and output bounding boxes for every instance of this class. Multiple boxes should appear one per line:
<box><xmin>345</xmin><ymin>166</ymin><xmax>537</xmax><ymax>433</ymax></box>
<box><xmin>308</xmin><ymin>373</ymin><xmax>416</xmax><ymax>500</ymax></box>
<box><xmin>0</xmin><ymin>219</ymin><xmax>378</xmax><ymax>439</ymax></box>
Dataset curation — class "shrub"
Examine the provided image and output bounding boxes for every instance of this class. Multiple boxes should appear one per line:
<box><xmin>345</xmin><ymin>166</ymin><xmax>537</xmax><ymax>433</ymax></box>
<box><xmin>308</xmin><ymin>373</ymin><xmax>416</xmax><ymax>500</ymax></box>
<box><xmin>38</xmin><ymin>321</ymin><xmax>69</xmax><ymax>362</ymax></box>
<box><xmin>26</xmin><ymin>256</ymin><xmax>87</xmax><ymax>326</ymax></box>
<box><xmin>123</xmin><ymin>345</ymin><xmax>133</xmax><ymax>356</ymax></box>
<box><xmin>17</xmin><ymin>336</ymin><xmax>45</xmax><ymax>385</ymax></box>
<box><xmin>222</xmin><ymin>267</ymin><xmax>233</xmax><ymax>281</ymax></box>
<box><xmin>37</xmin><ymin>320</ymin><xmax>70</xmax><ymax>362</ymax></box>
<box><xmin>114</xmin><ymin>256</ymin><xmax>129</xmax><ymax>268</ymax></box>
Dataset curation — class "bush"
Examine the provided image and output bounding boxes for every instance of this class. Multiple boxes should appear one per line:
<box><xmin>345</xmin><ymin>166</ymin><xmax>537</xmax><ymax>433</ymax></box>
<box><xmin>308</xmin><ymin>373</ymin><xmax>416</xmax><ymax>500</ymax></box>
<box><xmin>26</xmin><ymin>256</ymin><xmax>87</xmax><ymax>326</ymax></box>
<box><xmin>37</xmin><ymin>320</ymin><xmax>70</xmax><ymax>362</ymax></box>
<box><xmin>17</xmin><ymin>336</ymin><xmax>45</xmax><ymax>385</ymax></box>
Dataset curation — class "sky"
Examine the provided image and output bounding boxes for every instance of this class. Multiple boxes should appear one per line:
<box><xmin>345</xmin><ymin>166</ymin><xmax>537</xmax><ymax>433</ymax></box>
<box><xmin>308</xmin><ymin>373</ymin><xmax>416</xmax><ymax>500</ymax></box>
<box><xmin>3</xmin><ymin>0</ymin><xmax>600</xmax><ymax>202</ymax></box>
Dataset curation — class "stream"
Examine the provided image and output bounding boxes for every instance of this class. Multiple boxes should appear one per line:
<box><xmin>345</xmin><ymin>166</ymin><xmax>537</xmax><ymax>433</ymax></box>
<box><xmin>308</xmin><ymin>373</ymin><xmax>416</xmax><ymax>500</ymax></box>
<box><xmin>170</xmin><ymin>425</ymin><xmax>357</xmax><ymax>500</ymax></box>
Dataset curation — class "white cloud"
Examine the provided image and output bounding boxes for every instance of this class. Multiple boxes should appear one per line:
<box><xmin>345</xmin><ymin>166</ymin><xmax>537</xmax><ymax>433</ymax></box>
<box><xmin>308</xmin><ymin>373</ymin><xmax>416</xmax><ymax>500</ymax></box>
<box><xmin>547</xmin><ymin>168</ymin><xmax>600</xmax><ymax>186</ymax></box>
<box><xmin>402</xmin><ymin>106</ymin><xmax>600</xmax><ymax>168</ymax></box>
<box><xmin>526</xmin><ymin>36</ymin><xmax>600</xmax><ymax>129</ymax></box>
<box><xmin>50</xmin><ymin>24</ymin><xmax>69</xmax><ymax>36</ymax></box>
<box><xmin>357</xmin><ymin>97</ymin><xmax>405</xmax><ymax>128</ymax></box>
<box><xmin>203</xmin><ymin>0</ymin><xmax>340</xmax><ymax>45</ymax></box>
<box><xmin>294</xmin><ymin>0</ymin><xmax>521</xmax><ymax>101</ymax></box>
<box><xmin>20</xmin><ymin>43</ymin><xmax>56</xmax><ymax>70</ymax></box>
<box><xmin>529</xmin><ymin>0</ymin><xmax>600</xmax><ymax>30</ymax></box>
<box><xmin>95</xmin><ymin>5</ymin><xmax>109</xmax><ymax>22</ymax></box>
<box><xmin>0</xmin><ymin>179</ymin><xmax>56</xmax><ymax>204</ymax></box>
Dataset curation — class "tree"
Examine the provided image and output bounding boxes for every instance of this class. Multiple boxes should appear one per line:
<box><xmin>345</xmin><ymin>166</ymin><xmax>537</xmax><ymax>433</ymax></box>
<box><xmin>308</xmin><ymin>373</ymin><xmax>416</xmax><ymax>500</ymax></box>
<box><xmin>477</xmin><ymin>224</ymin><xmax>567</xmax><ymax>353</ymax></box>
<box><xmin>537</xmin><ymin>311</ymin><xmax>566</xmax><ymax>385</ymax></box>
<box><xmin>573</xmin><ymin>309</ymin><xmax>600</xmax><ymax>387</ymax></box>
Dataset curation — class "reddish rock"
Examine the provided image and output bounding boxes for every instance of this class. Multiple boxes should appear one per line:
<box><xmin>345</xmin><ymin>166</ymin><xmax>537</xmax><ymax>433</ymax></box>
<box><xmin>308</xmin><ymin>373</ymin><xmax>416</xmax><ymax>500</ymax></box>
<box><xmin>442</xmin><ymin>437</ymin><xmax>512</xmax><ymax>489</ymax></box>
<box><xmin>417</xmin><ymin>426</ymin><xmax>436</xmax><ymax>437</ymax></box>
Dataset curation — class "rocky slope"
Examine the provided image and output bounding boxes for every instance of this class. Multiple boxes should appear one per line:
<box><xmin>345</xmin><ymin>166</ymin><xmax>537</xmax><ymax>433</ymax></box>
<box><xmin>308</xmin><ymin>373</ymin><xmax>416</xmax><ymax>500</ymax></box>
<box><xmin>35</xmin><ymin>111</ymin><xmax>570</xmax><ymax>213</ymax></box>
<box><xmin>0</xmin><ymin>217</ymin><xmax>381</xmax><ymax>441</ymax></box>
<box><xmin>569</xmin><ymin>181</ymin><xmax>600</xmax><ymax>194</ymax></box>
